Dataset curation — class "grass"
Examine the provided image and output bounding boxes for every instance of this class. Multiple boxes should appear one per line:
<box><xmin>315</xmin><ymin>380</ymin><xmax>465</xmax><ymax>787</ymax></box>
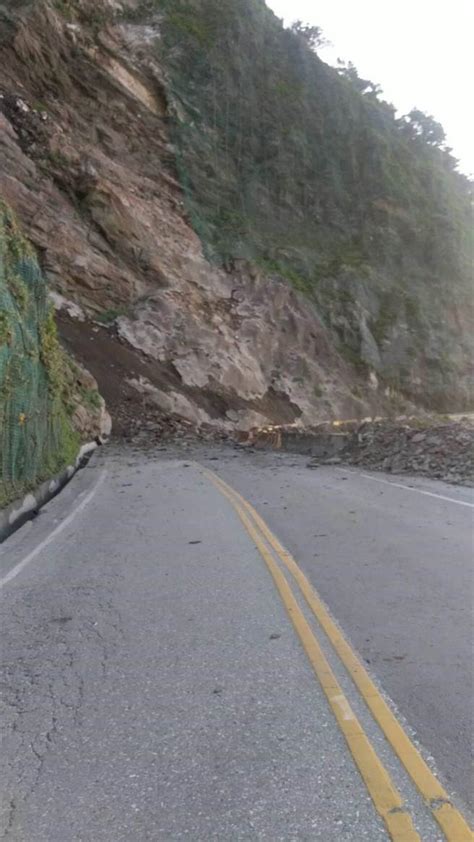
<box><xmin>258</xmin><ymin>259</ymin><xmax>314</xmax><ymax>297</ymax></box>
<box><xmin>96</xmin><ymin>306</ymin><xmax>128</xmax><ymax>325</ymax></box>
<box><xmin>0</xmin><ymin>311</ymin><xmax>12</xmax><ymax>345</ymax></box>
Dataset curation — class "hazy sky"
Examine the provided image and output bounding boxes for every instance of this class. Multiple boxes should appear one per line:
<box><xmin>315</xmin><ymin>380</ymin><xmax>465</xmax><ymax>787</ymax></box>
<box><xmin>267</xmin><ymin>0</ymin><xmax>473</xmax><ymax>175</ymax></box>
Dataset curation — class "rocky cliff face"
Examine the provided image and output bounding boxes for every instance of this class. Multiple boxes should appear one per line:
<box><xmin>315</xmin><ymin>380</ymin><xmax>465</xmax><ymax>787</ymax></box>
<box><xmin>0</xmin><ymin>0</ymin><xmax>471</xmax><ymax>435</ymax></box>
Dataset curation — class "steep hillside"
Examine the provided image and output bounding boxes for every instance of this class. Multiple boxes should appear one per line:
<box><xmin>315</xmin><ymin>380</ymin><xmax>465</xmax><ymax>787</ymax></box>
<box><xmin>0</xmin><ymin>0</ymin><xmax>471</xmax><ymax>438</ymax></box>
<box><xmin>151</xmin><ymin>0</ymin><xmax>473</xmax><ymax>409</ymax></box>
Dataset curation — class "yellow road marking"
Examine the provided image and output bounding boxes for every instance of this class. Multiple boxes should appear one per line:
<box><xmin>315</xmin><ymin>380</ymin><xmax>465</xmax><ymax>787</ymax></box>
<box><xmin>204</xmin><ymin>468</ymin><xmax>473</xmax><ymax>842</ymax></box>
<box><xmin>205</xmin><ymin>470</ymin><xmax>420</xmax><ymax>841</ymax></box>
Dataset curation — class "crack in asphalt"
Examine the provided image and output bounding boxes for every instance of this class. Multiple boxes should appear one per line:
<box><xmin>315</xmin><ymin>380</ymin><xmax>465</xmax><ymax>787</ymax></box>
<box><xmin>0</xmin><ymin>582</ymin><xmax>124</xmax><ymax>839</ymax></box>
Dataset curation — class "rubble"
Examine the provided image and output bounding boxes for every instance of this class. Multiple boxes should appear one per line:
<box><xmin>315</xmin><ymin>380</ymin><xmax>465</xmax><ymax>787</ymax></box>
<box><xmin>314</xmin><ymin>419</ymin><xmax>474</xmax><ymax>486</ymax></box>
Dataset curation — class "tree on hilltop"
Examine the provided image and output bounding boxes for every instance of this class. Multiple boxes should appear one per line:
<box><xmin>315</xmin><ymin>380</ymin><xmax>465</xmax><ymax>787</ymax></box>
<box><xmin>290</xmin><ymin>20</ymin><xmax>330</xmax><ymax>52</ymax></box>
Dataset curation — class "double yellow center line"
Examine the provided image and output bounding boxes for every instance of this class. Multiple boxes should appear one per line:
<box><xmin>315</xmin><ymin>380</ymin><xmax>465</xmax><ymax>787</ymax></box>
<box><xmin>202</xmin><ymin>467</ymin><xmax>472</xmax><ymax>842</ymax></box>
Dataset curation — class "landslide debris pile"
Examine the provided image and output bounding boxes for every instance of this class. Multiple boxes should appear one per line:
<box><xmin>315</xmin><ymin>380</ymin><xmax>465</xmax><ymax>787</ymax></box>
<box><xmin>0</xmin><ymin>0</ymin><xmax>471</xmax><ymax>439</ymax></box>
<box><xmin>341</xmin><ymin>419</ymin><xmax>474</xmax><ymax>485</ymax></box>
<box><xmin>303</xmin><ymin>418</ymin><xmax>474</xmax><ymax>485</ymax></box>
<box><xmin>0</xmin><ymin>201</ymin><xmax>108</xmax><ymax>506</ymax></box>
<box><xmin>252</xmin><ymin>417</ymin><xmax>474</xmax><ymax>485</ymax></box>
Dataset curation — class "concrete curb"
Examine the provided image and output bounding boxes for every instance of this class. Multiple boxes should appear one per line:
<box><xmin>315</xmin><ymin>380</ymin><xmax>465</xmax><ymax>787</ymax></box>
<box><xmin>0</xmin><ymin>441</ymin><xmax>100</xmax><ymax>543</ymax></box>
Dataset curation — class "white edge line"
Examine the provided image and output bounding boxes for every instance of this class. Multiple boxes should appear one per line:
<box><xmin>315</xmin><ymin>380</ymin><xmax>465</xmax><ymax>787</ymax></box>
<box><xmin>335</xmin><ymin>467</ymin><xmax>474</xmax><ymax>508</ymax></box>
<box><xmin>0</xmin><ymin>469</ymin><xmax>107</xmax><ymax>589</ymax></box>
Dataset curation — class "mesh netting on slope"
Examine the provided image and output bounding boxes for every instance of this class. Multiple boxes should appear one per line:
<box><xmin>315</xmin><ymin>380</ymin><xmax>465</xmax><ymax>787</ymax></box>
<box><xmin>0</xmin><ymin>202</ymin><xmax>79</xmax><ymax>507</ymax></box>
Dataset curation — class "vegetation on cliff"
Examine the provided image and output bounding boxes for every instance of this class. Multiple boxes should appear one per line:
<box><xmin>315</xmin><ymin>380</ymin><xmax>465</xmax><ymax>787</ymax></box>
<box><xmin>128</xmin><ymin>0</ymin><xmax>472</xmax><ymax>408</ymax></box>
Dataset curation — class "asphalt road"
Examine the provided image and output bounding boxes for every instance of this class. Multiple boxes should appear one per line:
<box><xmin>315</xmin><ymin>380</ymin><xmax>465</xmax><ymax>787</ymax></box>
<box><xmin>0</xmin><ymin>442</ymin><xmax>472</xmax><ymax>841</ymax></box>
<box><xmin>209</xmin><ymin>446</ymin><xmax>474</xmax><ymax>810</ymax></box>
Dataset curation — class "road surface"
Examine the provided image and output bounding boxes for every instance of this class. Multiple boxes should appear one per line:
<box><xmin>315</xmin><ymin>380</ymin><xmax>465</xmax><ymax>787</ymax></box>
<box><xmin>0</xmin><ymin>442</ymin><xmax>472</xmax><ymax>841</ymax></box>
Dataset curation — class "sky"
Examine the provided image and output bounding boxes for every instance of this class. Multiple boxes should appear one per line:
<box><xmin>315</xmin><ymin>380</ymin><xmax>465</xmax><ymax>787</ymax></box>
<box><xmin>266</xmin><ymin>0</ymin><xmax>474</xmax><ymax>176</ymax></box>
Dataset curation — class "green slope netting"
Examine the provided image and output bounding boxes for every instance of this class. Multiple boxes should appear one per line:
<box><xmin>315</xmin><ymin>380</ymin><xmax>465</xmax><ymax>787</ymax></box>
<box><xmin>0</xmin><ymin>202</ymin><xmax>79</xmax><ymax>507</ymax></box>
